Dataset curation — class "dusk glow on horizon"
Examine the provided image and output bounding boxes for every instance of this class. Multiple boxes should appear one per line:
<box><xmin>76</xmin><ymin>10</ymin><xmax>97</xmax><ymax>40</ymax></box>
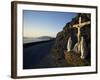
<box><xmin>23</xmin><ymin>10</ymin><xmax>77</xmax><ymax>38</ymax></box>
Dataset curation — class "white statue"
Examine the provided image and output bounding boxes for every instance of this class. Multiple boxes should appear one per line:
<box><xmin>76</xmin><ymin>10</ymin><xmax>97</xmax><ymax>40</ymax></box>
<box><xmin>67</xmin><ymin>37</ymin><xmax>72</xmax><ymax>52</ymax></box>
<box><xmin>73</xmin><ymin>43</ymin><xmax>78</xmax><ymax>53</ymax></box>
<box><xmin>80</xmin><ymin>36</ymin><xmax>87</xmax><ymax>59</ymax></box>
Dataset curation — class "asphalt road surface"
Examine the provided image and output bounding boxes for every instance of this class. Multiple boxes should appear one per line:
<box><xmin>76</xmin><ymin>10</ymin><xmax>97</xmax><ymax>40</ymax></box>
<box><xmin>23</xmin><ymin>40</ymin><xmax>55</xmax><ymax>69</ymax></box>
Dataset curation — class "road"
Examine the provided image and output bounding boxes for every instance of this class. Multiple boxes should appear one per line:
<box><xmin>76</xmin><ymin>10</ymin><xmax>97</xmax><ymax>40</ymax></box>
<box><xmin>23</xmin><ymin>40</ymin><xmax>55</xmax><ymax>69</ymax></box>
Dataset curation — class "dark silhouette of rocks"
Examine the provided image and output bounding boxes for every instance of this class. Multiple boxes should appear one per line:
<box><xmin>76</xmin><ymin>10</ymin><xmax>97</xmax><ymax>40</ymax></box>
<box><xmin>52</xmin><ymin>13</ymin><xmax>91</xmax><ymax>66</ymax></box>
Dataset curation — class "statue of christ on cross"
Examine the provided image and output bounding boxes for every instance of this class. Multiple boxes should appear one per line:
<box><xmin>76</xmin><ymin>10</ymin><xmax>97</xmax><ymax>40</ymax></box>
<box><xmin>73</xmin><ymin>16</ymin><xmax>90</xmax><ymax>54</ymax></box>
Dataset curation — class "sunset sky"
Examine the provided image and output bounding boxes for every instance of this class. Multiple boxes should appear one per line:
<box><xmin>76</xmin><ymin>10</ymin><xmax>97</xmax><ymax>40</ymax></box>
<box><xmin>23</xmin><ymin>10</ymin><xmax>77</xmax><ymax>38</ymax></box>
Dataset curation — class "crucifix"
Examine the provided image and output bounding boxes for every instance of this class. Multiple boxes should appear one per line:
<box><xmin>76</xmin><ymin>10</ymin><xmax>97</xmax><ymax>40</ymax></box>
<box><xmin>73</xmin><ymin>16</ymin><xmax>90</xmax><ymax>54</ymax></box>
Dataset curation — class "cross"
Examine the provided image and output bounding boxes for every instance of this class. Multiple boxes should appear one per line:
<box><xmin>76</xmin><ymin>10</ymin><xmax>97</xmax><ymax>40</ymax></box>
<box><xmin>73</xmin><ymin>16</ymin><xmax>90</xmax><ymax>53</ymax></box>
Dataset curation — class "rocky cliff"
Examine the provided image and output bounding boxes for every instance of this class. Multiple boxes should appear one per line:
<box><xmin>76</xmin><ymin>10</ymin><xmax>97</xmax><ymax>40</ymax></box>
<box><xmin>52</xmin><ymin>13</ymin><xmax>91</xmax><ymax>66</ymax></box>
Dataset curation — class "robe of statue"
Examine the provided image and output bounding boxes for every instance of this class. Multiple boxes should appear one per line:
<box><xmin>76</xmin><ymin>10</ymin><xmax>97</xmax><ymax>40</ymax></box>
<box><xmin>80</xmin><ymin>36</ymin><xmax>87</xmax><ymax>59</ymax></box>
<box><xmin>67</xmin><ymin>37</ymin><xmax>72</xmax><ymax>52</ymax></box>
<box><xmin>73</xmin><ymin>43</ymin><xmax>78</xmax><ymax>53</ymax></box>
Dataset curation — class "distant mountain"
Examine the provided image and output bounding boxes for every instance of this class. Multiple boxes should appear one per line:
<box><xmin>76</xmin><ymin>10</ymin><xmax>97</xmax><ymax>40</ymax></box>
<box><xmin>23</xmin><ymin>36</ymin><xmax>55</xmax><ymax>44</ymax></box>
<box><xmin>23</xmin><ymin>37</ymin><xmax>29</xmax><ymax>39</ymax></box>
<box><xmin>37</xmin><ymin>36</ymin><xmax>55</xmax><ymax>39</ymax></box>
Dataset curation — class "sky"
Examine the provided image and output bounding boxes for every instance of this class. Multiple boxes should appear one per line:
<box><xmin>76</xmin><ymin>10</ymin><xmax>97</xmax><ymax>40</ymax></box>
<box><xmin>23</xmin><ymin>10</ymin><xmax>77</xmax><ymax>38</ymax></box>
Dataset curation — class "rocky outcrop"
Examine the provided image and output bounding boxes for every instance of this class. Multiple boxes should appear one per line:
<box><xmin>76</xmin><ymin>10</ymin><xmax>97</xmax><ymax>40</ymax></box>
<box><xmin>64</xmin><ymin>51</ymin><xmax>89</xmax><ymax>66</ymax></box>
<box><xmin>52</xmin><ymin>13</ymin><xmax>91</xmax><ymax>66</ymax></box>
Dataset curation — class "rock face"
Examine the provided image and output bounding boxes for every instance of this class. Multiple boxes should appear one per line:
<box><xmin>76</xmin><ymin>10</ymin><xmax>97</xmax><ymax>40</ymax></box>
<box><xmin>64</xmin><ymin>51</ymin><xmax>89</xmax><ymax>66</ymax></box>
<box><xmin>52</xmin><ymin>13</ymin><xmax>91</xmax><ymax>66</ymax></box>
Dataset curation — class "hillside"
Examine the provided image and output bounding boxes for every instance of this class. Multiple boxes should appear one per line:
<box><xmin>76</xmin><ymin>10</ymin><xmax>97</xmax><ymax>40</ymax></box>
<box><xmin>51</xmin><ymin>13</ymin><xmax>91</xmax><ymax>66</ymax></box>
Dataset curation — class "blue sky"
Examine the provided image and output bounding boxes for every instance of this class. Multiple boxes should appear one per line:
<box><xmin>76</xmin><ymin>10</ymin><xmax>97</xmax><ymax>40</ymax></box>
<box><xmin>23</xmin><ymin>10</ymin><xmax>77</xmax><ymax>38</ymax></box>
